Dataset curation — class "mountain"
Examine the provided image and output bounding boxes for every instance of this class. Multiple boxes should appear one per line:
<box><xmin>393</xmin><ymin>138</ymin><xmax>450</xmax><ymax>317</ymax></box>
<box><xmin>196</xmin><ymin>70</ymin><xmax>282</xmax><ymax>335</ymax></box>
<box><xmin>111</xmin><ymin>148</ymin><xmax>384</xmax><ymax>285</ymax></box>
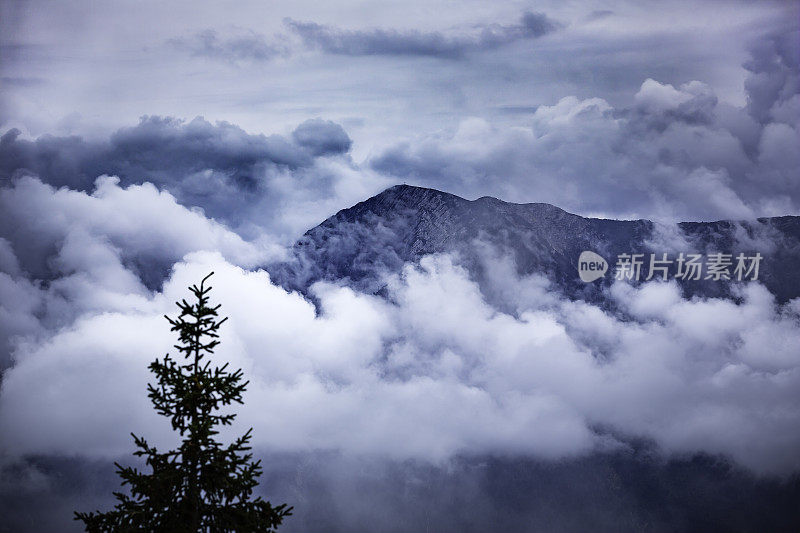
<box><xmin>268</xmin><ymin>185</ymin><xmax>800</xmax><ymax>304</ymax></box>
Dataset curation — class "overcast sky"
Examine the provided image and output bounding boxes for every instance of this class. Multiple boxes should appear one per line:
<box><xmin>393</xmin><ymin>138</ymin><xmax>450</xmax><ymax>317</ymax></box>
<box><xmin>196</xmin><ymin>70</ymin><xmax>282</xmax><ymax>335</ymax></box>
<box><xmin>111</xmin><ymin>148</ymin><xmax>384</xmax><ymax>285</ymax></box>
<box><xmin>2</xmin><ymin>0</ymin><xmax>798</xmax><ymax>228</ymax></box>
<box><xmin>1</xmin><ymin>1</ymin><xmax>792</xmax><ymax>143</ymax></box>
<box><xmin>1</xmin><ymin>3</ymin><xmax>799</xmax><ymax>529</ymax></box>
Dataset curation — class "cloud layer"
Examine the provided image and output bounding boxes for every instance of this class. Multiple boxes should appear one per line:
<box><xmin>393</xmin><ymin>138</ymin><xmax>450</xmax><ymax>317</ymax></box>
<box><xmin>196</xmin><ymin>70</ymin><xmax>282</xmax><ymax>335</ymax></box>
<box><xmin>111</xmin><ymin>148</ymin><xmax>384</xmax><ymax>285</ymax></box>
<box><xmin>1</xmin><ymin>178</ymin><xmax>798</xmax><ymax>476</ymax></box>
<box><xmin>1</xmin><ymin>2</ymin><xmax>799</xmax><ymax>530</ymax></box>
<box><xmin>0</xmin><ymin>115</ymin><xmax>382</xmax><ymax>241</ymax></box>
<box><xmin>2</xmin><ymin>26</ymin><xmax>798</xmax><ymax>237</ymax></box>
<box><xmin>0</xmin><ymin>26</ymin><xmax>797</xmax><ymax>477</ymax></box>
<box><xmin>372</xmin><ymin>26</ymin><xmax>800</xmax><ymax>220</ymax></box>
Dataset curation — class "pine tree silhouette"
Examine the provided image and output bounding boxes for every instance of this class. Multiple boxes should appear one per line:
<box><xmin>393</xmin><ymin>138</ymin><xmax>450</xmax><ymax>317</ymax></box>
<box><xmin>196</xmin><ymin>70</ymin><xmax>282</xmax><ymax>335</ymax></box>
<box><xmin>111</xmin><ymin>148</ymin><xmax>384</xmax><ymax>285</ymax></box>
<box><xmin>75</xmin><ymin>272</ymin><xmax>292</xmax><ymax>532</ymax></box>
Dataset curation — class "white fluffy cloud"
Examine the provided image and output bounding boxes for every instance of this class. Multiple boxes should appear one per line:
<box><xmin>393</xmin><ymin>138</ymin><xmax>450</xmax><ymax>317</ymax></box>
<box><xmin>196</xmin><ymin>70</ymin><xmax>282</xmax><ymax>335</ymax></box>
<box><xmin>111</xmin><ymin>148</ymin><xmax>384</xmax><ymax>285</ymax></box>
<box><xmin>0</xmin><ymin>174</ymin><xmax>275</xmax><ymax>271</ymax></box>
<box><xmin>2</xmin><ymin>212</ymin><xmax>799</xmax><ymax>475</ymax></box>
<box><xmin>0</xmin><ymin>175</ymin><xmax>281</xmax><ymax>367</ymax></box>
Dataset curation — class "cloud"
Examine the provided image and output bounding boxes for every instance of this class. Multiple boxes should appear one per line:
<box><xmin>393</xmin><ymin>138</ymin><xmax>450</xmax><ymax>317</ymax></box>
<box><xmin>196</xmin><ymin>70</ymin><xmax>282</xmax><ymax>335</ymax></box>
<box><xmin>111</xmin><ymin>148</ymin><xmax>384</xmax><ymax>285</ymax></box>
<box><xmin>0</xmin><ymin>115</ymin><xmax>384</xmax><ymax>241</ymax></box>
<box><xmin>1</xmin><ymin>116</ymin><xmax>308</xmax><ymax>189</ymax></box>
<box><xmin>164</xmin><ymin>10</ymin><xmax>561</xmax><ymax>65</ymax></box>
<box><xmin>1</xmin><ymin>3</ymin><xmax>799</xmax><ymax>530</ymax></box>
<box><xmin>371</xmin><ymin>27</ymin><xmax>800</xmax><ymax>221</ymax></box>
<box><xmin>284</xmin><ymin>11</ymin><xmax>560</xmax><ymax>59</ymax></box>
<box><xmin>1</xmin><ymin>228</ymin><xmax>799</xmax><ymax>475</ymax></box>
<box><xmin>0</xmin><ymin>133</ymin><xmax>798</xmax><ymax>527</ymax></box>
<box><xmin>0</xmin><ymin>6</ymin><xmax>797</xmax><ymax>488</ymax></box>
<box><xmin>0</xmin><ymin>175</ymin><xmax>278</xmax><ymax>366</ymax></box>
<box><xmin>168</xmin><ymin>29</ymin><xmax>286</xmax><ymax>64</ymax></box>
<box><xmin>743</xmin><ymin>28</ymin><xmax>800</xmax><ymax>125</ymax></box>
<box><xmin>292</xmin><ymin>118</ymin><xmax>352</xmax><ymax>156</ymax></box>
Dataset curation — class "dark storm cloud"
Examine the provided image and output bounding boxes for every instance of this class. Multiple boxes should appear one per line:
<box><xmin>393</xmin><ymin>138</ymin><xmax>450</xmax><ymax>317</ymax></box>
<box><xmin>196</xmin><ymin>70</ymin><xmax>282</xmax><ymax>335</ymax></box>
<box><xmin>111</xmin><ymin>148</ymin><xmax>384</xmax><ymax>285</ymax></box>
<box><xmin>168</xmin><ymin>29</ymin><xmax>286</xmax><ymax>64</ymax></box>
<box><xmin>1</xmin><ymin>115</ymin><xmax>310</xmax><ymax>188</ymax></box>
<box><xmin>107</xmin><ymin>115</ymin><xmax>310</xmax><ymax>178</ymax></box>
<box><xmin>0</xmin><ymin>115</ymin><xmax>360</xmax><ymax>230</ymax></box>
<box><xmin>284</xmin><ymin>11</ymin><xmax>560</xmax><ymax>59</ymax></box>
<box><xmin>292</xmin><ymin>118</ymin><xmax>352</xmax><ymax>156</ymax></box>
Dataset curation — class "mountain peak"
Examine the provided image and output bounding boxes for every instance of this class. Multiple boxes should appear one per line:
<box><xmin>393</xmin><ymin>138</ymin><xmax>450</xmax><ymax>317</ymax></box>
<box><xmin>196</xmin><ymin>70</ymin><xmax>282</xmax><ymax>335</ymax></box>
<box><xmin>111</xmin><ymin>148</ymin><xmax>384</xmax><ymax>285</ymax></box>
<box><xmin>375</xmin><ymin>184</ymin><xmax>565</xmax><ymax>214</ymax></box>
<box><xmin>268</xmin><ymin>186</ymin><xmax>800</xmax><ymax>303</ymax></box>
<box><xmin>369</xmin><ymin>183</ymin><xmax>462</xmax><ymax>206</ymax></box>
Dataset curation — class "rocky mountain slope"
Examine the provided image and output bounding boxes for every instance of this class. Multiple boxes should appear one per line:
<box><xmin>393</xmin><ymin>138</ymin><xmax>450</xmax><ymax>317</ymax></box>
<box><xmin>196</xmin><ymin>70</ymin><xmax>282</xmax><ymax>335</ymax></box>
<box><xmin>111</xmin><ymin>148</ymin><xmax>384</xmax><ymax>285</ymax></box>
<box><xmin>268</xmin><ymin>185</ymin><xmax>800</xmax><ymax>303</ymax></box>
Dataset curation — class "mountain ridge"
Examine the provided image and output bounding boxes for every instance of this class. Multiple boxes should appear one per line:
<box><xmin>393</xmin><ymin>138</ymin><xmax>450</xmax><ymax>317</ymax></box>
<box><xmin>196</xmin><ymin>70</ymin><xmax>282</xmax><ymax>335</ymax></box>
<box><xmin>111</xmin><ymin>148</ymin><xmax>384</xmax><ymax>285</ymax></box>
<box><xmin>268</xmin><ymin>184</ymin><xmax>800</xmax><ymax>303</ymax></box>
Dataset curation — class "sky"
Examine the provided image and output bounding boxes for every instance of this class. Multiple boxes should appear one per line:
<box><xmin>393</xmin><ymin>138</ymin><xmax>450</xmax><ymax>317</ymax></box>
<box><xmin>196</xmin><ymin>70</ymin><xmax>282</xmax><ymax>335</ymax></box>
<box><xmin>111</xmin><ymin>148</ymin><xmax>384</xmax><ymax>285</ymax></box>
<box><xmin>1</xmin><ymin>0</ymin><xmax>799</xmax><ymax>530</ymax></box>
<box><xmin>2</xmin><ymin>0</ymin><xmax>799</xmax><ymax>228</ymax></box>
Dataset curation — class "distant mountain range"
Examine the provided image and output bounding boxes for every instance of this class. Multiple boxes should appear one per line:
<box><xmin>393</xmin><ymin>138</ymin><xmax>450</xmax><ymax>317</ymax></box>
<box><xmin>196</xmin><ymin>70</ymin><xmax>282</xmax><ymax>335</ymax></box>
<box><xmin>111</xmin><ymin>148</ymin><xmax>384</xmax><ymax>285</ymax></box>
<box><xmin>268</xmin><ymin>185</ymin><xmax>800</xmax><ymax>304</ymax></box>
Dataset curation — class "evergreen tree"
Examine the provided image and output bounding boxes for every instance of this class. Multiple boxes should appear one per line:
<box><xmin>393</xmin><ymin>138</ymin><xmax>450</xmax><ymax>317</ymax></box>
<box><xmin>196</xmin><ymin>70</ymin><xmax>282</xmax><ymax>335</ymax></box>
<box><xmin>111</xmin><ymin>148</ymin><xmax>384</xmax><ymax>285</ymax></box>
<box><xmin>75</xmin><ymin>272</ymin><xmax>292</xmax><ymax>532</ymax></box>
